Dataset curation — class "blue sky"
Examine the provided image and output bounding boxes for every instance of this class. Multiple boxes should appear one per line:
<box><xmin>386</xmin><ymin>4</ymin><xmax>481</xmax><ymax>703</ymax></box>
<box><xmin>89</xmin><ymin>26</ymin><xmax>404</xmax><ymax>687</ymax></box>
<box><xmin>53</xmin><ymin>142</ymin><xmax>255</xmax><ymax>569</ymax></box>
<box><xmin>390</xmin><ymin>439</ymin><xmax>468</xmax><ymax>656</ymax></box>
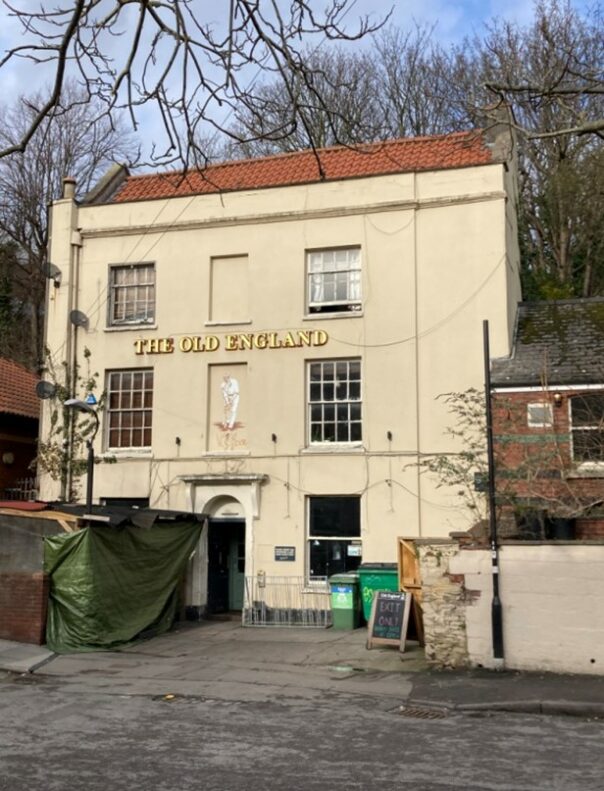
<box><xmin>1</xmin><ymin>0</ymin><xmax>592</xmax><ymax>99</ymax></box>
<box><xmin>330</xmin><ymin>0</ymin><xmax>589</xmax><ymax>44</ymax></box>
<box><xmin>0</xmin><ymin>0</ymin><xmax>593</xmax><ymax>162</ymax></box>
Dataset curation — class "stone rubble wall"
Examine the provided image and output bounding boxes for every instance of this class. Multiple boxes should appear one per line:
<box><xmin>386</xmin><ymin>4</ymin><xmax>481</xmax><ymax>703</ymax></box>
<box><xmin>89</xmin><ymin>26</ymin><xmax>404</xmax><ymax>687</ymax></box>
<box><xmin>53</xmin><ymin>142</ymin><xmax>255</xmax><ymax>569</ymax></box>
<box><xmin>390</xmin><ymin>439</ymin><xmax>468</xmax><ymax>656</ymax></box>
<box><xmin>416</xmin><ymin>541</ymin><xmax>471</xmax><ymax>668</ymax></box>
<box><xmin>418</xmin><ymin>539</ymin><xmax>604</xmax><ymax>675</ymax></box>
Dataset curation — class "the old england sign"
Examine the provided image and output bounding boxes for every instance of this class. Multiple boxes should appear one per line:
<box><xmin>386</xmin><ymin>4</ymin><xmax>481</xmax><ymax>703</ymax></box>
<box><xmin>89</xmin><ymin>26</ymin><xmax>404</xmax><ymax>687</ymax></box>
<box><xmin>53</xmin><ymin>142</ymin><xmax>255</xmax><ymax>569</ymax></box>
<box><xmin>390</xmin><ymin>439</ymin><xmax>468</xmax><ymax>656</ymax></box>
<box><xmin>134</xmin><ymin>329</ymin><xmax>329</xmax><ymax>355</ymax></box>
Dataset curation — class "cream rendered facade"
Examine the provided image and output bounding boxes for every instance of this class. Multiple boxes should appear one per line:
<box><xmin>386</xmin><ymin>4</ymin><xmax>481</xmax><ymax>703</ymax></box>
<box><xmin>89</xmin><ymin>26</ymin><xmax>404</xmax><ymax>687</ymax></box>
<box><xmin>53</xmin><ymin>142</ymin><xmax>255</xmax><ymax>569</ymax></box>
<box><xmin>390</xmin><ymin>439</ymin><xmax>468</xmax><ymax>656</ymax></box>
<box><xmin>42</xmin><ymin>146</ymin><xmax>521</xmax><ymax>615</ymax></box>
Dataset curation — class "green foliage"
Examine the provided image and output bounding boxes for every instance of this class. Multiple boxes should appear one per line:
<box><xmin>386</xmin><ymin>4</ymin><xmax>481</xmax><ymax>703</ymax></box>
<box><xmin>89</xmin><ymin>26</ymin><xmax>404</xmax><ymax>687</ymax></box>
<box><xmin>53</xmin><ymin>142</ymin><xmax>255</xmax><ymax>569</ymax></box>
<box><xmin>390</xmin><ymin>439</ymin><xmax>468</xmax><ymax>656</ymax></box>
<box><xmin>0</xmin><ymin>240</ymin><xmax>30</xmax><ymax>364</ymax></box>
<box><xmin>421</xmin><ymin>387</ymin><xmax>602</xmax><ymax>525</ymax></box>
<box><xmin>418</xmin><ymin>388</ymin><xmax>489</xmax><ymax>522</ymax></box>
<box><xmin>34</xmin><ymin>347</ymin><xmax>109</xmax><ymax>501</ymax></box>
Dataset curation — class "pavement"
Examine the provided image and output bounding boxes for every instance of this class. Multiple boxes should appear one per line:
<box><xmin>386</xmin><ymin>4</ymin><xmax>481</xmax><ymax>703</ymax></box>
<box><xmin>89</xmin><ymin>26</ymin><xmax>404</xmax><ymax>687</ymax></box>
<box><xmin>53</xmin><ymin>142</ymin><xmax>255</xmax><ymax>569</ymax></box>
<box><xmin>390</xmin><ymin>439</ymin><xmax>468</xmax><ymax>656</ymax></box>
<box><xmin>1</xmin><ymin>619</ymin><xmax>604</xmax><ymax>719</ymax></box>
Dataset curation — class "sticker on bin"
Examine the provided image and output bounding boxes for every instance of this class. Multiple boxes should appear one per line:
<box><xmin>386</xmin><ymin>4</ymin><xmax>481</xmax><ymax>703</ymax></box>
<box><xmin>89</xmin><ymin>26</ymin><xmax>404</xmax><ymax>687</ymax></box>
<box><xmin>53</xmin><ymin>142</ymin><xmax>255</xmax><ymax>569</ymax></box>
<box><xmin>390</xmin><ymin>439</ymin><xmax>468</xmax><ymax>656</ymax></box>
<box><xmin>332</xmin><ymin>585</ymin><xmax>353</xmax><ymax>608</ymax></box>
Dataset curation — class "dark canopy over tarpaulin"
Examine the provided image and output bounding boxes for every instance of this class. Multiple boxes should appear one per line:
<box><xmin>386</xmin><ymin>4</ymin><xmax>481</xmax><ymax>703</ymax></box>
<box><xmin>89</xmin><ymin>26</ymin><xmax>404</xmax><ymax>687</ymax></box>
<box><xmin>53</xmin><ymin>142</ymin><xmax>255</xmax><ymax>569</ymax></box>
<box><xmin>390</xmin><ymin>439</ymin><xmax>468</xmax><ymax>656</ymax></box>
<box><xmin>44</xmin><ymin>519</ymin><xmax>202</xmax><ymax>653</ymax></box>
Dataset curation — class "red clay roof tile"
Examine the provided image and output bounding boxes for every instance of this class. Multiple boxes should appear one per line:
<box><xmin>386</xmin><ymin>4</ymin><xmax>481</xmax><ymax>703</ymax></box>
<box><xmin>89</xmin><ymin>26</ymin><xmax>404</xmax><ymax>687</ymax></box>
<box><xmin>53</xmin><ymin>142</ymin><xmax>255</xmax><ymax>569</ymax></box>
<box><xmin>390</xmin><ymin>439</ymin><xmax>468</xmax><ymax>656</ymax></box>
<box><xmin>112</xmin><ymin>131</ymin><xmax>495</xmax><ymax>204</ymax></box>
<box><xmin>0</xmin><ymin>358</ymin><xmax>39</xmax><ymax>419</ymax></box>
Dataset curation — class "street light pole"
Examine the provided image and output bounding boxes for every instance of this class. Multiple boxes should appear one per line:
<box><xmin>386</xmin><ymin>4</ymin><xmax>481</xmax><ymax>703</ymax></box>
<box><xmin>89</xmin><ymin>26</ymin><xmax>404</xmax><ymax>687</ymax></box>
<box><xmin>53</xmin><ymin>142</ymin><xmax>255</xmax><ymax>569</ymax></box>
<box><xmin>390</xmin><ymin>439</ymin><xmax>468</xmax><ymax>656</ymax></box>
<box><xmin>64</xmin><ymin>399</ymin><xmax>100</xmax><ymax>513</ymax></box>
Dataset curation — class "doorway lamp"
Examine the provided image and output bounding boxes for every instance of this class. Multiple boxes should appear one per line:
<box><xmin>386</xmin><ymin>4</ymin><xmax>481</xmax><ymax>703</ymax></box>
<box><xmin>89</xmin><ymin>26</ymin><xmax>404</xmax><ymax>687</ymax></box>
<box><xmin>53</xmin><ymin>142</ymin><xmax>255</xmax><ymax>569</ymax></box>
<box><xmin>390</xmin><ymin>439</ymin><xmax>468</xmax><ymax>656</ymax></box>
<box><xmin>64</xmin><ymin>398</ymin><xmax>100</xmax><ymax>514</ymax></box>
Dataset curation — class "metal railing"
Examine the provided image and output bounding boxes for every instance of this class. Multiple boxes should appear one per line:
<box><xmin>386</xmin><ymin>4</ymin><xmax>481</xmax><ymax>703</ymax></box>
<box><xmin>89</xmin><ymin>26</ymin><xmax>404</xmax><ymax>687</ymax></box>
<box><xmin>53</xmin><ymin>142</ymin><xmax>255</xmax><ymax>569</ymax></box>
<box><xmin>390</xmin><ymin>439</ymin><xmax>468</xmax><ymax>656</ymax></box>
<box><xmin>243</xmin><ymin>575</ymin><xmax>332</xmax><ymax>627</ymax></box>
<box><xmin>2</xmin><ymin>477</ymin><xmax>38</xmax><ymax>501</ymax></box>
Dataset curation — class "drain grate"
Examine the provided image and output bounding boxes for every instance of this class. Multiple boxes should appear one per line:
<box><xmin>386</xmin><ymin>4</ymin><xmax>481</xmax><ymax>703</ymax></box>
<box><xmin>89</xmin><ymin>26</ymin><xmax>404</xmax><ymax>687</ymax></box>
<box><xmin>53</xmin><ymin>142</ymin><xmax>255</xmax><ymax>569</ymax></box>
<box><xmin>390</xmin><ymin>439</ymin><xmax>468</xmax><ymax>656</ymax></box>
<box><xmin>398</xmin><ymin>705</ymin><xmax>448</xmax><ymax>719</ymax></box>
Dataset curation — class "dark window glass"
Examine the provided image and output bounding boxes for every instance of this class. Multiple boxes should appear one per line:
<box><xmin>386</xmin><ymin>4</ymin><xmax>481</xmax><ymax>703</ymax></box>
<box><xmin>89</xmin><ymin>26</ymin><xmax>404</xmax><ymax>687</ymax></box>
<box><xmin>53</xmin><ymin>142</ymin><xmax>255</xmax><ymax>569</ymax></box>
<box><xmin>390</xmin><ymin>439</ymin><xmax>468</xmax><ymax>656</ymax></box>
<box><xmin>308</xmin><ymin>496</ymin><xmax>361</xmax><ymax>579</ymax></box>
<box><xmin>571</xmin><ymin>394</ymin><xmax>604</xmax><ymax>462</ymax></box>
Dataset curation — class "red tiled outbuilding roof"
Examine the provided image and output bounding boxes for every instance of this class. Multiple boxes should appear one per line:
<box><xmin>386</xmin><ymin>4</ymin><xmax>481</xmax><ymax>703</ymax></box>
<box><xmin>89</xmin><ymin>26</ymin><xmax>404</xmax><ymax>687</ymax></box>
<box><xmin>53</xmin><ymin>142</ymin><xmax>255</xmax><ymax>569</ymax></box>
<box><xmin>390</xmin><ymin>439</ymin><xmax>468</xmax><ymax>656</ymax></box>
<box><xmin>111</xmin><ymin>131</ymin><xmax>496</xmax><ymax>204</ymax></box>
<box><xmin>0</xmin><ymin>358</ymin><xmax>39</xmax><ymax>419</ymax></box>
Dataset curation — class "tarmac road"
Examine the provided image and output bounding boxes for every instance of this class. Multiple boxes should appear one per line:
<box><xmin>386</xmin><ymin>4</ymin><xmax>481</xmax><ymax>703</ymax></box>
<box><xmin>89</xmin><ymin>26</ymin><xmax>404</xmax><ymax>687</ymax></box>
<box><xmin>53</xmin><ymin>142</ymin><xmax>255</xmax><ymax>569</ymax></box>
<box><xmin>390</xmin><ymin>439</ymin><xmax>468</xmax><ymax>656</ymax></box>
<box><xmin>1</xmin><ymin>672</ymin><xmax>604</xmax><ymax>791</ymax></box>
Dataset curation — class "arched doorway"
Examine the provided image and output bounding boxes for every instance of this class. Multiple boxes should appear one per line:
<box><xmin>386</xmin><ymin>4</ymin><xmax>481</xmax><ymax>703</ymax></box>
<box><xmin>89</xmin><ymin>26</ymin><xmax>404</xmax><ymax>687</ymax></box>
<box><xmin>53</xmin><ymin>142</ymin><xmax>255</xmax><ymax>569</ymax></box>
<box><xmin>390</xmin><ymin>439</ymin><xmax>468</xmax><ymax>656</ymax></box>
<box><xmin>206</xmin><ymin>496</ymin><xmax>245</xmax><ymax>615</ymax></box>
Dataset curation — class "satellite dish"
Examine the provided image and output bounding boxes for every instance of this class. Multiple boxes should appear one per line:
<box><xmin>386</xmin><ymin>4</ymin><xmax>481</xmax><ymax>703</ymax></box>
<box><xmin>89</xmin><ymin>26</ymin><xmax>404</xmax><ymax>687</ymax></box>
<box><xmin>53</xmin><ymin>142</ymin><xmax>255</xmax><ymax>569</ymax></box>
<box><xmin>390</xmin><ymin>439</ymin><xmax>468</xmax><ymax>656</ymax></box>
<box><xmin>36</xmin><ymin>381</ymin><xmax>56</xmax><ymax>400</ymax></box>
<box><xmin>46</xmin><ymin>263</ymin><xmax>62</xmax><ymax>286</ymax></box>
<box><xmin>69</xmin><ymin>309</ymin><xmax>89</xmax><ymax>328</ymax></box>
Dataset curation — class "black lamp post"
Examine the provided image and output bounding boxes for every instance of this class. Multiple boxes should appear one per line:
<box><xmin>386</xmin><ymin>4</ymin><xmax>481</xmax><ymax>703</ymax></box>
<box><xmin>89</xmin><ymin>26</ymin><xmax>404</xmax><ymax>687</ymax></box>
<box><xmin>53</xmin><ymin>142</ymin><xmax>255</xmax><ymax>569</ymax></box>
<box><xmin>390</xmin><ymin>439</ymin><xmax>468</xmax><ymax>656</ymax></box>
<box><xmin>64</xmin><ymin>399</ymin><xmax>100</xmax><ymax>513</ymax></box>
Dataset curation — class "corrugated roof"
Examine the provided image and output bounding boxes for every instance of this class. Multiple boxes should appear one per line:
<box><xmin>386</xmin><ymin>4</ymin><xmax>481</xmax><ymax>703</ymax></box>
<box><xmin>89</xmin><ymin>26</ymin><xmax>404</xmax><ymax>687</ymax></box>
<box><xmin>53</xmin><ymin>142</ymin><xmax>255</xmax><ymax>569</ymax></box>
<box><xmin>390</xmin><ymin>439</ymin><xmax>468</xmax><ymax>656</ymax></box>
<box><xmin>109</xmin><ymin>131</ymin><xmax>495</xmax><ymax>204</ymax></box>
<box><xmin>0</xmin><ymin>358</ymin><xmax>40</xmax><ymax>419</ymax></box>
<box><xmin>492</xmin><ymin>299</ymin><xmax>604</xmax><ymax>387</ymax></box>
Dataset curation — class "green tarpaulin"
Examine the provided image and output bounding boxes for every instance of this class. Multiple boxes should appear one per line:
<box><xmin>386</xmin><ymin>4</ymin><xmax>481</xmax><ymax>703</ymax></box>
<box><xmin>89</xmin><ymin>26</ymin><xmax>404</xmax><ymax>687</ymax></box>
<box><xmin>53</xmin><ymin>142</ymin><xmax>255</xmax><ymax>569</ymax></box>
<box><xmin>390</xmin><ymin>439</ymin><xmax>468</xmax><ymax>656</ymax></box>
<box><xmin>44</xmin><ymin>522</ymin><xmax>202</xmax><ymax>653</ymax></box>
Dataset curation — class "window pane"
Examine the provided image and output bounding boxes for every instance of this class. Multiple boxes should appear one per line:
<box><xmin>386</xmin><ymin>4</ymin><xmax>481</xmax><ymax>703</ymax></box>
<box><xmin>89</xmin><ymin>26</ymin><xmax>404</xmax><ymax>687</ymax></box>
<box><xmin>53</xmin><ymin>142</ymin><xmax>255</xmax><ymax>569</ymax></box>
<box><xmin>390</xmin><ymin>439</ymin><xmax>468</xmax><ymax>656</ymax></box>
<box><xmin>335</xmin><ymin>361</ymin><xmax>348</xmax><ymax>379</ymax></box>
<box><xmin>336</xmin><ymin>380</ymin><xmax>348</xmax><ymax>400</ymax></box>
<box><xmin>573</xmin><ymin>429</ymin><xmax>604</xmax><ymax>462</ymax></box>
<box><xmin>336</xmin><ymin>422</ymin><xmax>349</xmax><ymax>442</ymax></box>
<box><xmin>308</xmin><ymin>540</ymin><xmax>362</xmax><ymax>579</ymax></box>
<box><xmin>572</xmin><ymin>395</ymin><xmax>604</xmax><ymax>426</ymax></box>
<box><xmin>309</xmin><ymin>363</ymin><xmax>322</xmax><ymax>381</ymax></box>
<box><xmin>322</xmin><ymin>383</ymin><xmax>334</xmax><ymax>401</ymax></box>
<box><xmin>322</xmin><ymin>363</ymin><xmax>334</xmax><ymax>381</ymax></box>
<box><xmin>310</xmin><ymin>423</ymin><xmax>323</xmax><ymax>442</ymax></box>
<box><xmin>350</xmin><ymin>422</ymin><xmax>362</xmax><ymax>442</ymax></box>
<box><xmin>324</xmin><ymin>422</ymin><xmax>336</xmax><ymax>441</ymax></box>
<box><xmin>309</xmin><ymin>497</ymin><xmax>361</xmax><ymax>537</ymax></box>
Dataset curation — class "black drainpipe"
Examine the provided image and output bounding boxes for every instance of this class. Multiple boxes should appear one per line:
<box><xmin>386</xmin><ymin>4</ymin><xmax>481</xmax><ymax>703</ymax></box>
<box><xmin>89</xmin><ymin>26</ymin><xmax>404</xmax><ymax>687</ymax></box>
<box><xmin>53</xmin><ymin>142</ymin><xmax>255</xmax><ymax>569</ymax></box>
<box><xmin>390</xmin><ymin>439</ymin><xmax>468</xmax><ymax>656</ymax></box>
<box><xmin>483</xmin><ymin>319</ymin><xmax>504</xmax><ymax>664</ymax></box>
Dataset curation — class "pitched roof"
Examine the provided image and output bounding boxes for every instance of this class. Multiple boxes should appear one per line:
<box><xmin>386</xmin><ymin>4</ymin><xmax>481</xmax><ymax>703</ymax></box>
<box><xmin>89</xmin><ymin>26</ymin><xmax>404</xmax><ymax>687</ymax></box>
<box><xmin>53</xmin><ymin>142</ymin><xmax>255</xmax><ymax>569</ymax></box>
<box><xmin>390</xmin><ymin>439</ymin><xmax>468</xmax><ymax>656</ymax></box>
<box><xmin>0</xmin><ymin>358</ymin><xmax>40</xmax><ymax>419</ymax></box>
<box><xmin>108</xmin><ymin>131</ymin><xmax>496</xmax><ymax>204</ymax></box>
<box><xmin>491</xmin><ymin>299</ymin><xmax>604</xmax><ymax>387</ymax></box>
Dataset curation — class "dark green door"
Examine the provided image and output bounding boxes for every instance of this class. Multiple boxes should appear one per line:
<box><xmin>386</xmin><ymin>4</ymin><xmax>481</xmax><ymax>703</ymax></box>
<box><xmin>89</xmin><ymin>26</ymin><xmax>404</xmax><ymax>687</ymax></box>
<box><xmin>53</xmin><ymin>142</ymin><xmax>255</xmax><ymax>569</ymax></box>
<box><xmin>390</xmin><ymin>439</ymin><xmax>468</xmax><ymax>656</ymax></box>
<box><xmin>207</xmin><ymin>519</ymin><xmax>245</xmax><ymax>613</ymax></box>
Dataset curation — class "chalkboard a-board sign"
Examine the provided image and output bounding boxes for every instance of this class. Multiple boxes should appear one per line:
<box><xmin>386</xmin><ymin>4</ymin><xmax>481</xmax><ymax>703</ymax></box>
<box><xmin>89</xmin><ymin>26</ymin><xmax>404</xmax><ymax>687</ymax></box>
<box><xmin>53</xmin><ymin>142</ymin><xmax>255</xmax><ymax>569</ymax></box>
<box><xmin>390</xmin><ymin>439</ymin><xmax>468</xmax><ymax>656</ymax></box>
<box><xmin>366</xmin><ymin>590</ymin><xmax>411</xmax><ymax>652</ymax></box>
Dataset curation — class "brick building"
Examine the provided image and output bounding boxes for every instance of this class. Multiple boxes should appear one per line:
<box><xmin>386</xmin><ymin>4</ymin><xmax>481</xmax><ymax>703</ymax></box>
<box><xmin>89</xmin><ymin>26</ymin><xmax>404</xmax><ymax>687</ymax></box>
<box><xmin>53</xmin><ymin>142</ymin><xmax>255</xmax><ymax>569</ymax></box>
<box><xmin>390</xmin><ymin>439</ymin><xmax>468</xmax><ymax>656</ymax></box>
<box><xmin>491</xmin><ymin>298</ymin><xmax>604</xmax><ymax>540</ymax></box>
<box><xmin>0</xmin><ymin>358</ymin><xmax>39</xmax><ymax>499</ymax></box>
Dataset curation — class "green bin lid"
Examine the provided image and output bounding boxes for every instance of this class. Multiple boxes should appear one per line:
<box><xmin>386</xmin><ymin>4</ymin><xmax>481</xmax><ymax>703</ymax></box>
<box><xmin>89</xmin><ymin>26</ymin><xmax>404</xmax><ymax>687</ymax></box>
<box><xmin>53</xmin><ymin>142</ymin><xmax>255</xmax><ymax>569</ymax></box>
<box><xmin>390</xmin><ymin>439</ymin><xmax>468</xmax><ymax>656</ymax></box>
<box><xmin>329</xmin><ymin>572</ymin><xmax>359</xmax><ymax>584</ymax></box>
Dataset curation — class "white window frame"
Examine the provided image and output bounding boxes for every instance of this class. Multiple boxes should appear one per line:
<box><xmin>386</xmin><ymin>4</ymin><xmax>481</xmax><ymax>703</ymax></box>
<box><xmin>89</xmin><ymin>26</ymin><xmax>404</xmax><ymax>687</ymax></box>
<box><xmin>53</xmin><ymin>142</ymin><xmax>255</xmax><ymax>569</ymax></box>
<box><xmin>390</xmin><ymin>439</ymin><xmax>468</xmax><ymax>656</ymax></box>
<box><xmin>306</xmin><ymin>247</ymin><xmax>361</xmax><ymax>315</ymax></box>
<box><xmin>109</xmin><ymin>263</ymin><xmax>155</xmax><ymax>326</ymax></box>
<box><xmin>106</xmin><ymin>369</ymin><xmax>154</xmax><ymax>450</ymax></box>
<box><xmin>570</xmin><ymin>392</ymin><xmax>604</xmax><ymax>464</ymax></box>
<box><xmin>306</xmin><ymin>495</ymin><xmax>362</xmax><ymax>582</ymax></box>
<box><xmin>307</xmin><ymin>359</ymin><xmax>362</xmax><ymax>445</ymax></box>
<box><xmin>527</xmin><ymin>402</ymin><xmax>553</xmax><ymax>428</ymax></box>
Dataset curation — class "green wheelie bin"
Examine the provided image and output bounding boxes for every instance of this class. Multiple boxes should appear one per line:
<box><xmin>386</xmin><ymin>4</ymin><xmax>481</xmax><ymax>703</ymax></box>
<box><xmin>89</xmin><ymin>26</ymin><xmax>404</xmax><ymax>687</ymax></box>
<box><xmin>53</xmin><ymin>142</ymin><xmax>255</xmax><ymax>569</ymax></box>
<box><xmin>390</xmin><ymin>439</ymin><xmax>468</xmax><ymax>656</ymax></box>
<box><xmin>358</xmin><ymin>562</ymin><xmax>399</xmax><ymax>621</ymax></box>
<box><xmin>329</xmin><ymin>572</ymin><xmax>361</xmax><ymax>629</ymax></box>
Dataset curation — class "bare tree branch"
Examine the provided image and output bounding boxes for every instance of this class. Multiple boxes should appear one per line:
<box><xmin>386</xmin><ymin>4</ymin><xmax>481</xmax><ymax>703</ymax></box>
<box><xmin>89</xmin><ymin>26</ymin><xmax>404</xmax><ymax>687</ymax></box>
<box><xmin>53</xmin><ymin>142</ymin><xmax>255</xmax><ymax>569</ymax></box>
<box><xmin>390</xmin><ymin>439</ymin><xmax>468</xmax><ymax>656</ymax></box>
<box><xmin>0</xmin><ymin>81</ymin><xmax>138</xmax><ymax>366</ymax></box>
<box><xmin>0</xmin><ymin>0</ymin><xmax>385</xmax><ymax>167</ymax></box>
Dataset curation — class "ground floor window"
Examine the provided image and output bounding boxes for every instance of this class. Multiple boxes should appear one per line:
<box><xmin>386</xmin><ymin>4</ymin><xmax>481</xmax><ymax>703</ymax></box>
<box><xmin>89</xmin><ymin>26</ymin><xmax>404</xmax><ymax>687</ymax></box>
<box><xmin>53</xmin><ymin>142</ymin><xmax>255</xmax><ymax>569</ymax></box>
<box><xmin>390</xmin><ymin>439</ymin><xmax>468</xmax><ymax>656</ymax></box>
<box><xmin>106</xmin><ymin>369</ymin><xmax>153</xmax><ymax>449</ymax></box>
<box><xmin>571</xmin><ymin>393</ymin><xmax>604</xmax><ymax>462</ymax></box>
<box><xmin>307</xmin><ymin>496</ymin><xmax>361</xmax><ymax>580</ymax></box>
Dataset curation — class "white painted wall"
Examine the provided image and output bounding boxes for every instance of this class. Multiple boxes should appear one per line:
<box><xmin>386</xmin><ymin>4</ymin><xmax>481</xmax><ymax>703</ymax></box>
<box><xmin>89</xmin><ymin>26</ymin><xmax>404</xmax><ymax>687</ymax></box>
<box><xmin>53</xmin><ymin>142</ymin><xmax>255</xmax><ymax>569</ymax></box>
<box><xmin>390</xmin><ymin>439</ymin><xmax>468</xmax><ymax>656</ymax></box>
<box><xmin>42</xmin><ymin>157</ymin><xmax>520</xmax><ymax>576</ymax></box>
<box><xmin>449</xmin><ymin>545</ymin><xmax>604</xmax><ymax>675</ymax></box>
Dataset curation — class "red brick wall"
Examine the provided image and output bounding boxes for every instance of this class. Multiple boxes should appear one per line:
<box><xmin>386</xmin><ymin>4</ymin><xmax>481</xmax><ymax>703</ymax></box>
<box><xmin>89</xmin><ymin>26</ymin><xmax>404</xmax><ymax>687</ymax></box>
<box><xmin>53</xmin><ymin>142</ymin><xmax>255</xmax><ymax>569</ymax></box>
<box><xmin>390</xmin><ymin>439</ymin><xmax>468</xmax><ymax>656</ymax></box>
<box><xmin>0</xmin><ymin>572</ymin><xmax>49</xmax><ymax>644</ymax></box>
<box><xmin>492</xmin><ymin>390</ymin><xmax>604</xmax><ymax>539</ymax></box>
